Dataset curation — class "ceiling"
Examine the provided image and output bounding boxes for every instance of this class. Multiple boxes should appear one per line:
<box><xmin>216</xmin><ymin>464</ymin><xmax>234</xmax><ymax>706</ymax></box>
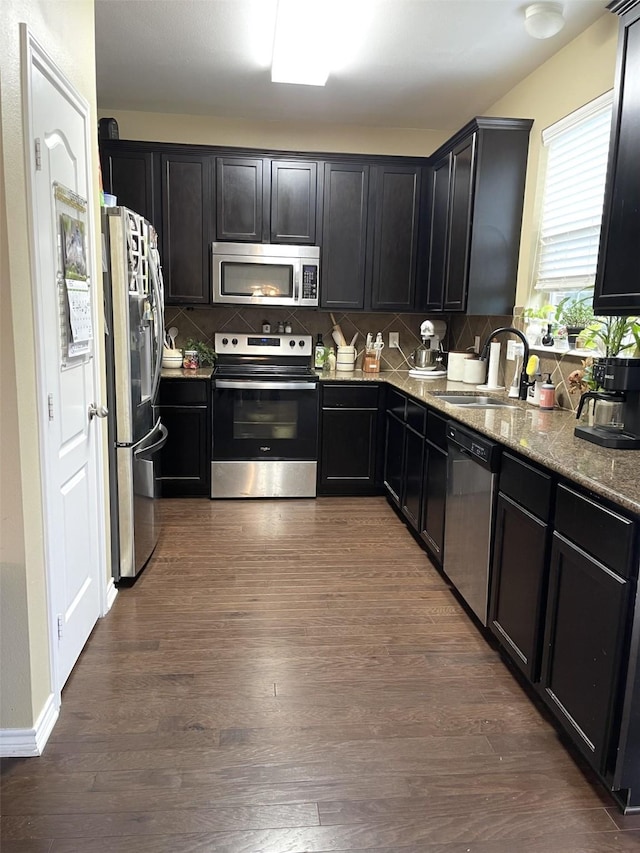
<box><xmin>95</xmin><ymin>0</ymin><xmax>610</xmax><ymax>132</ymax></box>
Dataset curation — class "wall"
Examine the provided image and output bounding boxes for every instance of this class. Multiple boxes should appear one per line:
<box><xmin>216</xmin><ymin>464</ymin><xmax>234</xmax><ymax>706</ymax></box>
<box><xmin>97</xmin><ymin>109</ymin><xmax>449</xmax><ymax>158</ymax></box>
<box><xmin>485</xmin><ymin>13</ymin><xmax>618</xmax><ymax>308</ymax></box>
<box><xmin>0</xmin><ymin>0</ymin><xmax>102</xmax><ymax>732</ymax></box>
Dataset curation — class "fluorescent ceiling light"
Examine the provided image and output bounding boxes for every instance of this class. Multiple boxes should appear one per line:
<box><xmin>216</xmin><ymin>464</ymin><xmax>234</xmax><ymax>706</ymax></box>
<box><xmin>271</xmin><ymin>0</ymin><xmax>331</xmax><ymax>85</ymax></box>
<box><xmin>524</xmin><ymin>3</ymin><xmax>565</xmax><ymax>39</ymax></box>
<box><xmin>271</xmin><ymin>0</ymin><xmax>366</xmax><ymax>85</ymax></box>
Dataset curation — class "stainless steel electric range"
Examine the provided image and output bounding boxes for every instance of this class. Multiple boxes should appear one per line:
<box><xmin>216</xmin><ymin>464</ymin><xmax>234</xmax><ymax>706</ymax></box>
<box><xmin>211</xmin><ymin>332</ymin><xmax>319</xmax><ymax>498</ymax></box>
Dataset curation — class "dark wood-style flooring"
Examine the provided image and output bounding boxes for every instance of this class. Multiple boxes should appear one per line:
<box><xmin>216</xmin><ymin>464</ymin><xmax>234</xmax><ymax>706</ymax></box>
<box><xmin>3</xmin><ymin>496</ymin><xmax>640</xmax><ymax>852</ymax></box>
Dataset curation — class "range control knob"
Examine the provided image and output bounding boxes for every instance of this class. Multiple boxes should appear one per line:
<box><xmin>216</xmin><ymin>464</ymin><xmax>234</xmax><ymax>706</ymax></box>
<box><xmin>298</xmin><ymin>339</ymin><xmax>305</xmax><ymax>347</ymax></box>
<box><xmin>221</xmin><ymin>337</ymin><xmax>228</xmax><ymax>346</ymax></box>
<box><xmin>232</xmin><ymin>338</ymin><xmax>238</xmax><ymax>345</ymax></box>
<box><xmin>289</xmin><ymin>339</ymin><xmax>296</xmax><ymax>347</ymax></box>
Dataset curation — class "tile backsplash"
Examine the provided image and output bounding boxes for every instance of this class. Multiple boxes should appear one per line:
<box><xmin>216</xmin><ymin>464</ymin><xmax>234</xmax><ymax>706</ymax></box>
<box><xmin>165</xmin><ymin>305</ymin><xmax>591</xmax><ymax>412</ymax></box>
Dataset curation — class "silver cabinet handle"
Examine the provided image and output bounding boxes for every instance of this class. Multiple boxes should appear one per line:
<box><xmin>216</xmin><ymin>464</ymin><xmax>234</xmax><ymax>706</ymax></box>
<box><xmin>88</xmin><ymin>403</ymin><xmax>109</xmax><ymax>420</ymax></box>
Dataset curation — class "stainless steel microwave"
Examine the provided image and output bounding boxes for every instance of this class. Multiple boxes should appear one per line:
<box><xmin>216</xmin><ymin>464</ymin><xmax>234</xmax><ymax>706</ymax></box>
<box><xmin>211</xmin><ymin>242</ymin><xmax>320</xmax><ymax>308</ymax></box>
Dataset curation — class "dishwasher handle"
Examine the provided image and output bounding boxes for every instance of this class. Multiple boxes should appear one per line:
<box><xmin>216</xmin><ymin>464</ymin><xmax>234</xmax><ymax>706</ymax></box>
<box><xmin>446</xmin><ymin>421</ymin><xmax>501</xmax><ymax>472</ymax></box>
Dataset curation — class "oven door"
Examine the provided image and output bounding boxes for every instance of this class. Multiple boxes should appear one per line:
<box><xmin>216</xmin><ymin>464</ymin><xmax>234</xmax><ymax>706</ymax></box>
<box><xmin>211</xmin><ymin>378</ymin><xmax>319</xmax><ymax>498</ymax></box>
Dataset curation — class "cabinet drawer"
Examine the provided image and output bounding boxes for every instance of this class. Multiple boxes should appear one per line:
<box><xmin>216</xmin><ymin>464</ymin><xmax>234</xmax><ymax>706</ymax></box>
<box><xmin>323</xmin><ymin>384</ymin><xmax>379</xmax><ymax>409</ymax></box>
<box><xmin>500</xmin><ymin>452</ymin><xmax>552</xmax><ymax>521</ymax></box>
<box><xmin>386</xmin><ymin>388</ymin><xmax>406</xmax><ymax>420</ymax></box>
<box><xmin>426</xmin><ymin>410</ymin><xmax>447</xmax><ymax>451</ymax></box>
<box><xmin>158</xmin><ymin>379</ymin><xmax>209</xmax><ymax>405</ymax></box>
<box><xmin>406</xmin><ymin>399</ymin><xmax>427</xmax><ymax>435</ymax></box>
<box><xmin>555</xmin><ymin>484</ymin><xmax>635</xmax><ymax>577</ymax></box>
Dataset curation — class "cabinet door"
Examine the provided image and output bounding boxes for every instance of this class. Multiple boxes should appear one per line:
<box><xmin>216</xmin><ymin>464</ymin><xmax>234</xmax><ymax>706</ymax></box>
<box><xmin>444</xmin><ymin>134</ymin><xmax>476</xmax><ymax>311</ymax></box>
<box><xmin>216</xmin><ymin>157</ymin><xmax>266</xmax><ymax>242</ymax></box>
<box><xmin>271</xmin><ymin>160</ymin><xmax>318</xmax><ymax>244</ymax></box>
<box><xmin>594</xmin><ymin>5</ymin><xmax>640</xmax><ymax>313</ymax></box>
<box><xmin>320</xmin><ymin>162</ymin><xmax>369</xmax><ymax>310</ymax></box>
<box><xmin>319</xmin><ymin>408</ymin><xmax>379</xmax><ymax>494</ymax></box>
<box><xmin>100</xmin><ymin>147</ymin><xmax>157</xmax><ymax>225</ymax></box>
<box><xmin>424</xmin><ymin>154</ymin><xmax>451</xmax><ymax>312</ymax></box>
<box><xmin>421</xmin><ymin>441</ymin><xmax>447</xmax><ymax>563</ymax></box>
<box><xmin>384</xmin><ymin>412</ymin><xmax>405</xmax><ymax>506</ymax></box>
<box><xmin>402</xmin><ymin>425</ymin><xmax>425</xmax><ymax>530</ymax></box>
<box><xmin>540</xmin><ymin>533</ymin><xmax>630</xmax><ymax>772</ymax></box>
<box><xmin>161</xmin><ymin>154</ymin><xmax>211</xmax><ymax>304</ymax></box>
<box><xmin>489</xmin><ymin>493</ymin><xmax>548</xmax><ymax>681</ymax></box>
<box><xmin>370</xmin><ymin>165</ymin><xmax>421</xmax><ymax>311</ymax></box>
<box><xmin>157</xmin><ymin>405</ymin><xmax>210</xmax><ymax>497</ymax></box>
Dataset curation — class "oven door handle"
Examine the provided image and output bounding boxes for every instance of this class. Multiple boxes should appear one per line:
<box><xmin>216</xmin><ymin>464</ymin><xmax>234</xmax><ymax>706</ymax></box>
<box><xmin>215</xmin><ymin>379</ymin><xmax>318</xmax><ymax>391</ymax></box>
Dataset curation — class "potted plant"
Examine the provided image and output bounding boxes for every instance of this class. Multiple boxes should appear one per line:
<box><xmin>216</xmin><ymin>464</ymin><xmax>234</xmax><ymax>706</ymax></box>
<box><xmin>184</xmin><ymin>337</ymin><xmax>217</xmax><ymax>367</ymax></box>
<box><xmin>582</xmin><ymin>315</ymin><xmax>640</xmax><ymax>357</ymax></box>
<box><xmin>557</xmin><ymin>294</ymin><xmax>595</xmax><ymax>348</ymax></box>
<box><xmin>522</xmin><ymin>303</ymin><xmax>554</xmax><ymax>346</ymax></box>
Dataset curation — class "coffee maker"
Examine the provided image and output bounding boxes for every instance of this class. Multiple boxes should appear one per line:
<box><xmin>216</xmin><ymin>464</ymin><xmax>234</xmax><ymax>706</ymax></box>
<box><xmin>575</xmin><ymin>357</ymin><xmax>640</xmax><ymax>449</ymax></box>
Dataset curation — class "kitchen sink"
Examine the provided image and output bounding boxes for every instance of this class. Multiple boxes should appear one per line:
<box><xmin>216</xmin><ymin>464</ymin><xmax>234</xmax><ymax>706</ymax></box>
<box><xmin>432</xmin><ymin>393</ymin><xmax>520</xmax><ymax>409</ymax></box>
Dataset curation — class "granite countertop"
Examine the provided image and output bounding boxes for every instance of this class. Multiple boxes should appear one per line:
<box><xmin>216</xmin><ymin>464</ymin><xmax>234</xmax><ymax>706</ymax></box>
<box><xmin>320</xmin><ymin>369</ymin><xmax>640</xmax><ymax>516</ymax></box>
<box><xmin>160</xmin><ymin>367</ymin><xmax>214</xmax><ymax>379</ymax></box>
<box><xmin>161</xmin><ymin>365</ymin><xmax>640</xmax><ymax>515</ymax></box>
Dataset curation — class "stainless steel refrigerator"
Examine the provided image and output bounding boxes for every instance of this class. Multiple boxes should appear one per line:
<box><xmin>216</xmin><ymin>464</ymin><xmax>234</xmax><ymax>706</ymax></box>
<box><xmin>102</xmin><ymin>206</ymin><xmax>167</xmax><ymax>582</ymax></box>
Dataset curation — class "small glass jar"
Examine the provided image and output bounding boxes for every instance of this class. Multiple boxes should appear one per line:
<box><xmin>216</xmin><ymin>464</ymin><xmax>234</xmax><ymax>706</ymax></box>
<box><xmin>183</xmin><ymin>349</ymin><xmax>199</xmax><ymax>369</ymax></box>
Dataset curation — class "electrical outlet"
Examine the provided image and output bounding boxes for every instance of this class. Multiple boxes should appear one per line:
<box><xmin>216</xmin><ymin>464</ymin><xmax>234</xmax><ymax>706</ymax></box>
<box><xmin>389</xmin><ymin>331</ymin><xmax>400</xmax><ymax>349</ymax></box>
<box><xmin>474</xmin><ymin>336</ymin><xmax>481</xmax><ymax>353</ymax></box>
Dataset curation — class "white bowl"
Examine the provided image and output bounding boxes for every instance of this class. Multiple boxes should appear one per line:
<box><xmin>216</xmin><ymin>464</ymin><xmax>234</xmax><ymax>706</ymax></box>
<box><xmin>162</xmin><ymin>355</ymin><xmax>183</xmax><ymax>369</ymax></box>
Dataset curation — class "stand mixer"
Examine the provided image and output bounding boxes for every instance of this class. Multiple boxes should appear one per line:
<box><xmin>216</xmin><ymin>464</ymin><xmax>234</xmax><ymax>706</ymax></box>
<box><xmin>408</xmin><ymin>320</ymin><xmax>447</xmax><ymax>376</ymax></box>
<box><xmin>575</xmin><ymin>357</ymin><xmax>640</xmax><ymax>449</ymax></box>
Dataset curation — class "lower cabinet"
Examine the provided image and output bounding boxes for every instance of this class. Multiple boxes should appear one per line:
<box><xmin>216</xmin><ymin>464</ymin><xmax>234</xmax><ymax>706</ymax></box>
<box><xmin>156</xmin><ymin>378</ymin><xmax>211</xmax><ymax>497</ymax></box>
<box><xmin>318</xmin><ymin>383</ymin><xmax>383</xmax><ymax>495</ymax></box>
<box><xmin>538</xmin><ymin>484</ymin><xmax>636</xmax><ymax>777</ymax></box>
<box><xmin>420</xmin><ymin>411</ymin><xmax>448</xmax><ymax>564</ymax></box>
<box><xmin>489</xmin><ymin>452</ymin><xmax>552</xmax><ymax>681</ymax></box>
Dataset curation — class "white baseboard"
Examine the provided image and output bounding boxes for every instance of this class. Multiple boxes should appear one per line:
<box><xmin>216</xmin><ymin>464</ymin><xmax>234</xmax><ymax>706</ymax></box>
<box><xmin>0</xmin><ymin>693</ymin><xmax>59</xmax><ymax>757</ymax></box>
<box><xmin>104</xmin><ymin>577</ymin><xmax>118</xmax><ymax>614</ymax></box>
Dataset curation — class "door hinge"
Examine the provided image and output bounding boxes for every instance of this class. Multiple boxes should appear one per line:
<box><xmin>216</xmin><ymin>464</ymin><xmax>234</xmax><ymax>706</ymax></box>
<box><xmin>48</xmin><ymin>393</ymin><xmax>54</xmax><ymax>421</ymax></box>
<box><xmin>57</xmin><ymin>614</ymin><xmax>63</xmax><ymax>639</ymax></box>
<box><xmin>35</xmin><ymin>138</ymin><xmax>42</xmax><ymax>171</ymax></box>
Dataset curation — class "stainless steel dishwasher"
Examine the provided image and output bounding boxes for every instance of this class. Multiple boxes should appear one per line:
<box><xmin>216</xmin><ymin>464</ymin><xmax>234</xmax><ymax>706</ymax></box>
<box><xmin>443</xmin><ymin>421</ymin><xmax>501</xmax><ymax>626</ymax></box>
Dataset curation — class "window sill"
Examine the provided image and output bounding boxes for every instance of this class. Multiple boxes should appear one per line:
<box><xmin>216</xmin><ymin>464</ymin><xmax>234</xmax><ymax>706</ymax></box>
<box><xmin>529</xmin><ymin>344</ymin><xmax>596</xmax><ymax>358</ymax></box>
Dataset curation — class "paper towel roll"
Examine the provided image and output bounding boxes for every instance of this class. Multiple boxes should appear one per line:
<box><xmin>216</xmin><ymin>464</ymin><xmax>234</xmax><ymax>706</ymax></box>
<box><xmin>487</xmin><ymin>342</ymin><xmax>501</xmax><ymax>389</ymax></box>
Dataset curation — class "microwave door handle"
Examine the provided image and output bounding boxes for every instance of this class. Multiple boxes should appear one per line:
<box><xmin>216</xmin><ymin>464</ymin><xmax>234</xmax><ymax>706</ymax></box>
<box><xmin>293</xmin><ymin>268</ymin><xmax>300</xmax><ymax>302</ymax></box>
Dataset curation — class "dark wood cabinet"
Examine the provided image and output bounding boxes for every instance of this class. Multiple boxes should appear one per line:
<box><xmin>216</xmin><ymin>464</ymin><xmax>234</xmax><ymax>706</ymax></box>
<box><xmin>320</xmin><ymin>162</ymin><xmax>369</xmax><ymax>310</ymax></box>
<box><xmin>321</xmin><ymin>161</ymin><xmax>422</xmax><ymax>312</ymax></box>
<box><xmin>489</xmin><ymin>452</ymin><xmax>552</xmax><ymax>681</ymax></box>
<box><xmin>156</xmin><ymin>379</ymin><xmax>211</xmax><ymax>496</ymax></box>
<box><xmin>594</xmin><ymin>0</ymin><xmax>640</xmax><ymax>313</ymax></box>
<box><xmin>161</xmin><ymin>154</ymin><xmax>211</xmax><ymax>304</ymax></box>
<box><xmin>383</xmin><ymin>390</ymin><xmax>428</xmax><ymax>533</ymax></box>
<box><xmin>99</xmin><ymin>144</ymin><xmax>158</xmax><ymax>227</ymax></box>
<box><xmin>540</xmin><ymin>531</ymin><xmax>630</xmax><ymax>772</ymax></box>
<box><xmin>318</xmin><ymin>383</ymin><xmax>382</xmax><ymax>495</ymax></box>
<box><xmin>215</xmin><ymin>156</ymin><xmax>266</xmax><ymax>242</ymax></box>
<box><xmin>420</xmin><ymin>411</ymin><xmax>448</xmax><ymax>564</ymax></box>
<box><xmin>384</xmin><ymin>411</ymin><xmax>405</xmax><ymax>506</ymax></box>
<box><xmin>271</xmin><ymin>160</ymin><xmax>319</xmax><ymax>244</ymax></box>
<box><xmin>370</xmin><ymin>165</ymin><xmax>422</xmax><ymax>311</ymax></box>
<box><xmin>422</xmin><ymin>117</ymin><xmax>532</xmax><ymax>315</ymax></box>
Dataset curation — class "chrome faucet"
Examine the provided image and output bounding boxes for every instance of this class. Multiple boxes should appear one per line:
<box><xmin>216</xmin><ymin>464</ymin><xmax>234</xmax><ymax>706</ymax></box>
<box><xmin>479</xmin><ymin>327</ymin><xmax>531</xmax><ymax>401</ymax></box>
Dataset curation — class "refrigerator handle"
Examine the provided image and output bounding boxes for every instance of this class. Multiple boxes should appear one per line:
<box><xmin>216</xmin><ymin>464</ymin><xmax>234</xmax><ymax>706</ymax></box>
<box><xmin>135</xmin><ymin>422</ymin><xmax>168</xmax><ymax>460</ymax></box>
<box><xmin>149</xmin><ymin>247</ymin><xmax>164</xmax><ymax>404</ymax></box>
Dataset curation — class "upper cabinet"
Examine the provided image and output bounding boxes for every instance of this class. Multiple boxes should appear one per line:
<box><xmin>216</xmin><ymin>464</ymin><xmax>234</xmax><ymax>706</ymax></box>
<box><xmin>321</xmin><ymin>161</ymin><xmax>423</xmax><ymax>312</ymax></box>
<box><xmin>423</xmin><ymin>118</ymin><xmax>532</xmax><ymax>315</ymax></box>
<box><xmin>161</xmin><ymin>153</ymin><xmax>212</xmax><ymax>304</ymax></box>
<box><xmin>215</xmin><ymin>156</ymin><xmax>319</xmax><ymax>244</ymax></box>
<box><xmin>594</xmin><ymin>0</ymin><xmax>640</xmax><ymax>314</ymax></box>
<box><xmin>99</xmin><ymin>143</ymin><xmax>159</xmax><ymax>228</ymax></box>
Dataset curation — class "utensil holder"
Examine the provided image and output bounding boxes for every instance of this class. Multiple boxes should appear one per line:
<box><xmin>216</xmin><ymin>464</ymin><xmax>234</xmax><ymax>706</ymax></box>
<box><xmin>336</xmin><ymin>345</ymin><xmax>356</xmax><ymax>371</ymax></box>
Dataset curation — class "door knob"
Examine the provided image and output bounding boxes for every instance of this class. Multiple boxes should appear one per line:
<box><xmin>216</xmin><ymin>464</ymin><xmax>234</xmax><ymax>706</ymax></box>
<box><xmin>88</xmin><ymin>403</ymin><xmax>108</xmax><ymax>420</ymax></box>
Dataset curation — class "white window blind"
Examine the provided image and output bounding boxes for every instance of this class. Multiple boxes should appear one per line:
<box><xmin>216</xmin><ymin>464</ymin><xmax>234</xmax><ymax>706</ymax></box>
<box><xmin>534</xmin><ymin>91</ymin><xmax>613</xmax><ymax>292</ymax></box>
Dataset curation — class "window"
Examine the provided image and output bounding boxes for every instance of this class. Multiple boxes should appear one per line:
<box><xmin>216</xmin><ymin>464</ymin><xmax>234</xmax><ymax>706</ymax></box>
<box><xmin>532</xmin><ymin>91</ymin><xmax>613</xmax><ymax>305</ymax></box>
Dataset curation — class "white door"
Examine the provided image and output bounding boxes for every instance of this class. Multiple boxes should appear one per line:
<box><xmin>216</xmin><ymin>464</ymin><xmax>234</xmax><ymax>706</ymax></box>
<box><xmin>24</xmin><ymin>30</ymin><xmax>103</xmax><ymax>690</ymax></box>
